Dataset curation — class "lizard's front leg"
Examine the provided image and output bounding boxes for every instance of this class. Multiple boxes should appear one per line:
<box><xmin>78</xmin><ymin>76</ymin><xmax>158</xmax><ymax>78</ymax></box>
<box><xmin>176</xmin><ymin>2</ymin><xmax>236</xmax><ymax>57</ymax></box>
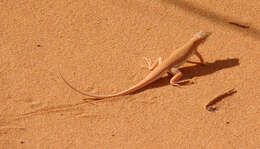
<box><xmin>142</xmin><ymin>57</ymin><xmax>162</xmax><ymax>71</ymax></box>
<box><xmin>186</xmin><ymin>49</ymin><xmax>204</xmax><ymax>65</ymax></box>
<box><xmin>194</xmin><ymin>50</ymin><xmax>204</xmax><ymax>64</ymax></box>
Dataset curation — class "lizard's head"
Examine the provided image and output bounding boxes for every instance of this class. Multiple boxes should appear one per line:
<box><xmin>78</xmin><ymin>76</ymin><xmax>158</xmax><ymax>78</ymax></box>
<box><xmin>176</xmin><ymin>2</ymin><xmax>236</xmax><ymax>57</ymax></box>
<box><xmin>196</xmin><ymin>30</ymin><xmax>211</xmax><ymax>40</ymax></box>
<box><xmin>188</xmin><ymin>31</ymin><xmax>211</xmax><ymax>49</ymax></box>
<box><xmin>193</xmin><ymin>30</ymin><xmax>211</xmax><ymax>46</ymax></box>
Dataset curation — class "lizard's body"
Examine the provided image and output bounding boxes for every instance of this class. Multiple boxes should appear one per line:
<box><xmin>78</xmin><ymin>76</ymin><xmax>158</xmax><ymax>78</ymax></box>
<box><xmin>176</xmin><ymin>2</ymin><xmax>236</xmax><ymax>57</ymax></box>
<box><xmin>60</xmin><ymin>31</ymin><xmax>210</xmax><ymax>99</ymax></box>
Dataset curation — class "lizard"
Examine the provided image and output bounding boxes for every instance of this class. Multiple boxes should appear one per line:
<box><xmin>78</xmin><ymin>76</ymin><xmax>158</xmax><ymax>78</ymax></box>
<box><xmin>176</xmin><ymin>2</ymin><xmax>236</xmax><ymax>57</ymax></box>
<box><xmin>60</xmin><ymin>30</ymin><xmax>210</xmax><ymax>99</ymax></box>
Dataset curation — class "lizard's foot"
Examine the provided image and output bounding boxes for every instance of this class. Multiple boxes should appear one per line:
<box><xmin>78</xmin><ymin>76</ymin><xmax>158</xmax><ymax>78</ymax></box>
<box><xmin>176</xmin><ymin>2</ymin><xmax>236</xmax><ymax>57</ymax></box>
<box><xmin>141</xmin><ymin>57</ymin><xmax>162</xmax><ymax>71</ymax></box>
<box><xmin>171</xmin><ymin>79</ymin><xmax>195</xmax><ymax>87</ymax></box>
<box><xmin>171</xmin><ymin>82</ymin><xmax>182</xmax><ymax>87</ymax></box>
<box><xmin>141</xmin><ymin>57</ymin><xmax>152</xmax><ymax>69</ymax></box>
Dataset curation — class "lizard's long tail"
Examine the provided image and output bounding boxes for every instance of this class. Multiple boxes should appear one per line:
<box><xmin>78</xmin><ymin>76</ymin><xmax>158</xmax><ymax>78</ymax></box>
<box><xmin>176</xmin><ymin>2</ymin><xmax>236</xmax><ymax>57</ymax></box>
<box><xmin>59</xmin><ymin>72</ymin><xmax>154</xmax><ymax>99</ymax></box>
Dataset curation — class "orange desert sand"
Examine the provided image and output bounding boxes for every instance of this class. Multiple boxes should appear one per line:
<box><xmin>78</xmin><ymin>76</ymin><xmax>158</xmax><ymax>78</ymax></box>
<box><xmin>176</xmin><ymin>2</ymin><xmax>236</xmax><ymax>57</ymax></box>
<box><xmin>1</xmin><ymin>0</ymin><xmax>259</xmax><ymax>148</ymax></box>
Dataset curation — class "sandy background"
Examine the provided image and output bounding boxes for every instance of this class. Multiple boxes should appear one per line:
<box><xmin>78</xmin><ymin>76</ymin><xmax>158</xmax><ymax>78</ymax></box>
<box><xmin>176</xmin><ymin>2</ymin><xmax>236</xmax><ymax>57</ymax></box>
<box><xmin>1</xmin><ymin>0</ymin><xmax>260</xmax><ymax>148</ymax></box>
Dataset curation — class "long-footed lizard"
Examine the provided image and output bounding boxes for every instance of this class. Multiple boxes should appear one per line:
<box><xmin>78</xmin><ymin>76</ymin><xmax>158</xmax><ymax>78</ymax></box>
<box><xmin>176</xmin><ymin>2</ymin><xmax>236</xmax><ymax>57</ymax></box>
<box><xmin>60</xmin><ymin>31</ymin><xmax>210</xmax><ymax>99</ymax></box>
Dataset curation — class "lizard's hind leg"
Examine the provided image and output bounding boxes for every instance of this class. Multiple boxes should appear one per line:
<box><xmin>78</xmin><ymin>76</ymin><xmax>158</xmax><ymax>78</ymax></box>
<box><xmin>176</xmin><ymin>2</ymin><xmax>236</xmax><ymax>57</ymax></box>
<box><xmin>168</xmin><ymin>67</ymin><xmax>194</xmax><ymax>86</ymax></box>
<box><xmin>168</xmin><ymin>67</ymin><xmax>183</xmax><ymax>87</ymax></box>
<box><xmin>142</xmin><ymin>57</ymin><xmax>162</xmax><ymax>71</ymax></box>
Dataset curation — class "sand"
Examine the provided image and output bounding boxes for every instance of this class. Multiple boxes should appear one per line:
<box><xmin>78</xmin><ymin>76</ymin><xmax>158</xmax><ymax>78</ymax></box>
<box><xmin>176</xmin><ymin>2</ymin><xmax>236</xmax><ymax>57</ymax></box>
<box><xmin>1</xmin><ymin>0</ymin><xmax>259</xmax><ymax>148</ymax></box>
